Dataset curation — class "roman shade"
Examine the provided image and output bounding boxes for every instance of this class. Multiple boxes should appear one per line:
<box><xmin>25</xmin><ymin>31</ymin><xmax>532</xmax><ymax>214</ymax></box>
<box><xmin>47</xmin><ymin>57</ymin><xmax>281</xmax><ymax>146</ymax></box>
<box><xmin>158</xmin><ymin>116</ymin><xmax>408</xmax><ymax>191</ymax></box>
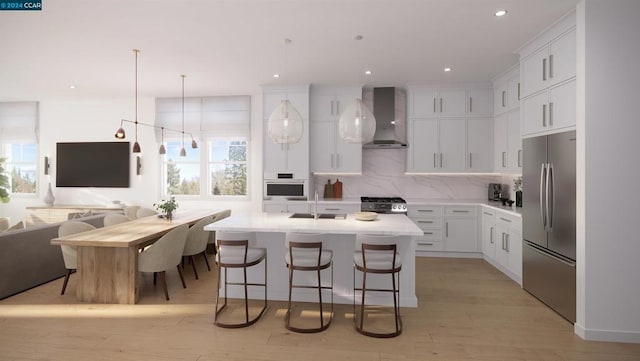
<box><xmin>0</xmin><ymin>102</ymin><xmax>39</xmax><ymax>142</ymax></box>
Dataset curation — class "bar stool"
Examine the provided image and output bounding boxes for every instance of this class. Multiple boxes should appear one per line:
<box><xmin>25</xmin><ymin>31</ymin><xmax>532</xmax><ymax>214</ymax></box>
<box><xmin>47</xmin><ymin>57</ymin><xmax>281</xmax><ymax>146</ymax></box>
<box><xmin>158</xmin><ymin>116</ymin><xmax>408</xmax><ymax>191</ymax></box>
<box><xmin>214</xmin><ymin>231</ymin><xmax>267</xmax><ymax>328</ymax></box>
<box><xmin>353</xmin><ymin>234</ymin><xmax>403</xmax><ymax>338</ymax></box>
<box><xmin>285</xmin><ymin>232</ymin><xmax>333</xmax><ymax>333</ymax></box>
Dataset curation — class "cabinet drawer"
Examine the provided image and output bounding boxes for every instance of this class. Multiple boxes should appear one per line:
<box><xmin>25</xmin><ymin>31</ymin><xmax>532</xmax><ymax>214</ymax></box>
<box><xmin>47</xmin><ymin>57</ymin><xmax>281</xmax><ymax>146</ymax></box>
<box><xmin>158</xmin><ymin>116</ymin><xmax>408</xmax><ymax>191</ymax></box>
<box><xmin>418</xmin><ymin>229</ymin><xmax>442</xmax><ymax>239</ymax></box>
<box><xmin>408</xmin><ymin>206</ymin><xmax>443</xmax><ymax>218</ymax></box>
<box><xmin>496</xmin><ymin>212</ymin><xmax>522</xmax><ymax>231</ymax></box>
<box><xmin>415</xmin><ymin>239</ymin><xmax>443</xmax><ymax>251</ymax></box>
<box><xmin>444</xmin><ymin>206</ymin><xmax>477</xmax><ymax>217</ymax></box>
<box><xmin>412</xmin><ymin>217</ymin><xmax>442</xmax><ymax>230</ymax></box>
<box><xmin>316</xmin><ymin>204</ymin><xmax>359</xmax><ymax>214</ymax></box>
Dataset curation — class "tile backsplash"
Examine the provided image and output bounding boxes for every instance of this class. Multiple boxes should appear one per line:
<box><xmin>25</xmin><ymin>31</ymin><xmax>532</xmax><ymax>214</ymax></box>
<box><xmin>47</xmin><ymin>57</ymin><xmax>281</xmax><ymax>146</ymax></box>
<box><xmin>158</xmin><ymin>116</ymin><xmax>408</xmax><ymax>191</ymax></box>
<box><xmin>313</xmin><ymin>149</ymin><xmax>505</xmax><ymax>200</ymax></box>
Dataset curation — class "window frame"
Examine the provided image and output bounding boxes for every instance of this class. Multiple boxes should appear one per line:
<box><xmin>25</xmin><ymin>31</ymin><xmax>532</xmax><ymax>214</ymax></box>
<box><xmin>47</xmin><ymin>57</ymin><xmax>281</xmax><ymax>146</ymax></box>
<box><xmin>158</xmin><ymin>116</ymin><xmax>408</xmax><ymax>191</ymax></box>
<box><xmin>0</xmin><ymin>142</ymin><xmax>39</xmax><ymax>198</ymax></box>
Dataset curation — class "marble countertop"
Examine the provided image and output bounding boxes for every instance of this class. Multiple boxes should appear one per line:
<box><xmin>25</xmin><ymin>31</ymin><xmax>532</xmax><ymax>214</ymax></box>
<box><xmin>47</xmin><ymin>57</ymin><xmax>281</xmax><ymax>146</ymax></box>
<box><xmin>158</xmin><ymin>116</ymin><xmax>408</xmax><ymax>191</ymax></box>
<box><xmin>204</xmin><ymin>211</ymin><xmax>424</xmax><ymax>236</ymax></box>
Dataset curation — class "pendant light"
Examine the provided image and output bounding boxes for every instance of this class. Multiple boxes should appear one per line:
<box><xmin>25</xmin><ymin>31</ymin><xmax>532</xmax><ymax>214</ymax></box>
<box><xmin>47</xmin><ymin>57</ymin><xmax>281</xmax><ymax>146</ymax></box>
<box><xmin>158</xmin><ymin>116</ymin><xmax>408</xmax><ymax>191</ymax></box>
<box><xmin>158</xmin><ymin>127</ymin><xmax>166</xmax><ymax>154</ymax></box>
<box><xmin>267</xmin><ymin>38</ymin><xmax>303</xmax><ymax>144</ymax></box>
<box><xmin>131</xmin><ymin>49</ymin><xmax>141</xmax><ymax>153</ymax></box>
<box><xmin>179</xmin><ymin>74</ymin><xmax>187</xmax><ymax>157</ymax></box>
<box><xmin>338</xmin><ymin>36</ymin><xmax>376</xmax><ymax>144</ymax></box>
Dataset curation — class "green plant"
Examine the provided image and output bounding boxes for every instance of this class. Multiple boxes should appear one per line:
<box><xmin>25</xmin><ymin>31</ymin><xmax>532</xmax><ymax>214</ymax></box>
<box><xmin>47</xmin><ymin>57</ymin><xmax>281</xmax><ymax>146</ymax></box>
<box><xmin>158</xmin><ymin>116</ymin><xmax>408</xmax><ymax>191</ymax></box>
<box><xmin>154</xmin><ymin>196</ymin><xmax>178</xmax><ymax>214</ymax></box>
<box><xmin>513</xmin><ymin>176</ymin><xmax>523</xmax><ymax>192</ymax></box>
<box><xmin>0</xmin><ymin>157</ymin><xmax>10</xmax><ymax>203</ymax></box>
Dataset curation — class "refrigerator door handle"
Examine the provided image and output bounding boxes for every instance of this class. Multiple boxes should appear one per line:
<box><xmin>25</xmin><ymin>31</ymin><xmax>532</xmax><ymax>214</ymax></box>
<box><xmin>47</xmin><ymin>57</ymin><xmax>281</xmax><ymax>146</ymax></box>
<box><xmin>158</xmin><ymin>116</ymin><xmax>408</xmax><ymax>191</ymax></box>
<box><xmin>539</xmin><ymin>163</ymin><xmax>547</xmax><ymax>228</ymax></box>
<box><xmin>545</xmin><ymin>163</ymin><xmax>553</xmax><ymax>231</ymax></box>
<box><xmin>548</xmin><ymin>163</ymin><xmax>554</xmax><ymax>230</ymax></box>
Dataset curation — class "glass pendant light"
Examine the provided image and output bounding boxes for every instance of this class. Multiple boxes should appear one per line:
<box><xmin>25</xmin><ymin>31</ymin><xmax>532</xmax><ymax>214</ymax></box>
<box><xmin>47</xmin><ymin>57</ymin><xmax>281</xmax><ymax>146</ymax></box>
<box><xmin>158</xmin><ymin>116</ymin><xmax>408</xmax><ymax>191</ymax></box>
<box><xmin>338</xmin><ymin>36</ymin><xmax>377</xmax><ymax>144</ymax></box>
<box><xmin>267</xmin><ymin>38</ymin><xmax>303</xmax><ymax>144</ymax></box>
<box><xmin>338</xmin><ymin>98</ymin><xmax>376</xmax><ymax>144</ymax></box>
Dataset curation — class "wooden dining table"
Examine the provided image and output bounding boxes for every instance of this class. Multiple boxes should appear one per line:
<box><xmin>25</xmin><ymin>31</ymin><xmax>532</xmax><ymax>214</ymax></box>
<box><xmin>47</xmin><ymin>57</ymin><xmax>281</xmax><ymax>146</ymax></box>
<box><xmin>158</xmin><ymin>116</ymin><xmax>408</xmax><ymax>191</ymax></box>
<box><xmin>51</xmin><ymin>209</ymin><xmax>227</xmax><ymax>304</ymax></box>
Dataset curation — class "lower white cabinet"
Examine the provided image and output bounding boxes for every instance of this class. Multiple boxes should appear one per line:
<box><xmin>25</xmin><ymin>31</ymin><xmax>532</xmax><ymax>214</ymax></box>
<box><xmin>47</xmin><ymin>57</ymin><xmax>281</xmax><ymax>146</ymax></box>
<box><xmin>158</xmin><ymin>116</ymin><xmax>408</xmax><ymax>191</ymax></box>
<box><xmin>315</xmin><ymin>203</ymin><xmax>360</xmax><ymax>214</ymax></box>
<box><xmin>481</xmin><ymin>206</ymin><xmax>522</xmax><ymax>284</ymax></box>
<box><xmin>263</xmin><ymin>202</ymin><xmax>309</xmax><ymax>214</ymax></box>
<box><xmin>409</xmin><ymin>204</ymin><xmax>479</xmax><ymax>255</ymax></box>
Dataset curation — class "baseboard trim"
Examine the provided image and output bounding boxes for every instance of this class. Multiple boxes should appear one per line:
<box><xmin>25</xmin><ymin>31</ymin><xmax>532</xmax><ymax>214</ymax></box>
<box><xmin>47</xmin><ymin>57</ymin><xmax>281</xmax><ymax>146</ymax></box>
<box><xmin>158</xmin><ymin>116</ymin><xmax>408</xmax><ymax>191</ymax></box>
<box><xmin>575</xmin><ymin>323</ymin><xmax>640</xmax><ymax>344</ymax></box>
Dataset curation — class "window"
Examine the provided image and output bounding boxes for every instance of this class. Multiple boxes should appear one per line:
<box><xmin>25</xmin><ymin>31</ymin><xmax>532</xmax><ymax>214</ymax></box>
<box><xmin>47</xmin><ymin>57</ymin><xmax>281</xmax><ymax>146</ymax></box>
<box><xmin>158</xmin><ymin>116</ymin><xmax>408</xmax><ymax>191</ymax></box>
<box><xmin>1</xmin><ymin>143</ymin><xmax>37</xmax><ymax>194</ymax></box>
<box><xmin>209</xmin><ymin>139</ymin><xmax>248</xmax><ymax>196</ymax></box>
<box><xmin>162</xmin><ymin>140</ymin><xmax>201</xmax><ymax>196</ymax></box>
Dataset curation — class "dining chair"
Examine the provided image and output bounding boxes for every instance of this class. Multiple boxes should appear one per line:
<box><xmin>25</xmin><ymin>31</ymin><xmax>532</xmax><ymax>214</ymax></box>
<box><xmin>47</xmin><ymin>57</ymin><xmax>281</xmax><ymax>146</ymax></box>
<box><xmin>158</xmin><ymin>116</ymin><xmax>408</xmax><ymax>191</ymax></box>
<box><xmin>136</xmin><ymin>207</ymin><xmax>158</xmax><ymax>218</ymax></box>
<box><xmin>353</xmin><ymin>234</ymin><xmax>403</xmax><ymax>338</ymax></box>
<box><xmin>214</xmin><ymin>231</ymin><xmax>267</xmax><ymax>328</ymax></box>
<box><xmin>138</xmin><ymin>224</ymin><xmax>189</xmax><ymax>301</ymax></box>
<box><xmin>57</xmin><ymin>221</ymin><xmax>97</xmax><ymax>295</ymax></box>
<box><xmin>103</xmin><ymin>213</ymin><xmax>132</xmax><ymax>227</ymax></box>
<box><xmin>284</xmin><ymin>232</ymin><xmax>333</xmax><ymax>333</ymax></box>
<box><xmin>182</xmin><ymin>215</ymin><xmax>214</xmax><ymax>280</ymax></box>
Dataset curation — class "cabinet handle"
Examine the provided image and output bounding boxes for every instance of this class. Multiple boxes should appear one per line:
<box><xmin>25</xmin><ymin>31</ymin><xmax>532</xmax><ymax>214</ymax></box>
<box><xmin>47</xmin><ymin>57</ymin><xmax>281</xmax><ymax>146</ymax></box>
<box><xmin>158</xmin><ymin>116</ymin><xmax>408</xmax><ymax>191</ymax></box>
<box><xmin>418</xmin><ymin>220</ymin><xmax>434</xmax><ymax>224</ymax></box>
<box><xmin>501</xmin><ymin>233</ymin><xmax>506</xmax><ymax>250</ymax></box>
<box><xmin>518</xmin><ymin>149</ymin><xmax>522</xmax><ymax>167</ymax></box>
<box><xmin>440</xmin><ymin>98</ymin><xmax>443</xmax><ymax>113</ymax></box>
<box><xmin>325</xmin><ymin>208</ymin><xmax>340</xmax><ymax>211</ymax></box>
<box><xmin>433</xmin><ymin>153</ymin><xmax>437</xmax><ymax>168</ymax></box>
<box><xmin>452</xmin><ymin>210</ymin><xmax>469</xmax><ymax>213</ymax></box>
<box><xmin>469</xmin><ymin>153</ymin><xmax>473</xmax><ymax>168</ymax></box>
<box><xmin>469</xmin><ymin>97</ymin><xmax>473</xmax><ymax>113</ymax></box>
<box><xmin>440</xmin><ymin>153</ymin><xmax>443</xmax><ymax>168</ymax></box>
<box><xmin>336</xmin><ymin>100</ymin><xmax>340</xmax><ymax>115</ymax></box>
<box><xmin>542</xmin><ymin>58</ymin><xmax>547</xmax><ymax>81</ymax></box>
<box><xmin>490</xmin><ymin>227</ymin><xmax>494</xmax><ymax>244</ymax></box>
<box><xmin>445</xmin><ymin>222</ymin><xmax>449</xmax><ymax>237</ymax></box>
<box><xmin>424</xmin><ymin>232</ymin><xmax>434</xmax><ymax>235</ymax></box>
<box><xmin>549</xmin><ymin>54</ymin><xmax>554</xmax><ymax>78</ymax></box>
<box><xmin>331</xmin><ymin>154</ymin><xmax>334</xmax><ymax>168</ymax></box>
<box><xmin>499</xmin><ymin>217</ymin><xmax>512</xmax><ymax>223</ymax></box>
<box><xmin>418</xmin><ymin>209</ymin><xmax>433</xmax><ymax>213</ymax></box>
<box><xmin>483</xmin><ymin>211</ymin><xmax>493</xmax><ymax>216</ymax></box>
<box><xmin>331</xmin><ymin>100</ymin><xmax>335</xmax><ymax>116</ymax></box>
<box><xmin>433</xmin><ymin>98</ymin><xmax>436</xmax><ymax>113</ymax></box>
<box><xmin>542</xmin><ymin>104</ymin><xmax>547</xmax><ymax>127</ymax></box>
<box><xmin>418</xmin><ymin>242</ymin><xmax>434</xmax><ymax>246</ymax></box>
<box><xmin>549</xmin><ymin>102</ymin><xmax>554</xmax><ymax>126</ymax></box>
<box><xmin>502</xmin><ymin>151</ymin><xmax>506</xmax><ymax>168</ymax></box>
<box><xmin>502</xmin><ymin>90</ymin><xmax>506</xmax><ymax>107</ymax></box>
<box><xmin>336</xmin><ymin>153</ymin><xmax>340</xmax><ymax>168</ymax></box>
<box><xmin>517</xmin><ymin>83</ymin><xmax>521</xmax><ymax>100</ymax></box>
<box><xmin>505</xmin><ymin>234</ymin><xmax>510</xmax><ymax>253</ymax></box>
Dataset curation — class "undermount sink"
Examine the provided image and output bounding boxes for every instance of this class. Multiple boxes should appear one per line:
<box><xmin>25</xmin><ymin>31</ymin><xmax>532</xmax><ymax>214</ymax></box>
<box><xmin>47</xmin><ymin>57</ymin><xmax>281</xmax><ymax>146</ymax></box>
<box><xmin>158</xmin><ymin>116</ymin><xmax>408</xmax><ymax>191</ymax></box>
<box><xmin>289</xmin><ymin>213</ymin><xmax>347</xmax><ymax>220</ymax></box>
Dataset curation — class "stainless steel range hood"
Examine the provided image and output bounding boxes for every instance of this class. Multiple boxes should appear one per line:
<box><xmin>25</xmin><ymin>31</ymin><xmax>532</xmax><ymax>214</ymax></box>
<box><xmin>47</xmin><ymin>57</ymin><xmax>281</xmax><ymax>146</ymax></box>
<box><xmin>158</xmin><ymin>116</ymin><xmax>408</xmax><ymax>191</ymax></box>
<box><xmin>363</xmin><ymin>87</ymin><xmax>407</xmax><ymax>149</ymax></box>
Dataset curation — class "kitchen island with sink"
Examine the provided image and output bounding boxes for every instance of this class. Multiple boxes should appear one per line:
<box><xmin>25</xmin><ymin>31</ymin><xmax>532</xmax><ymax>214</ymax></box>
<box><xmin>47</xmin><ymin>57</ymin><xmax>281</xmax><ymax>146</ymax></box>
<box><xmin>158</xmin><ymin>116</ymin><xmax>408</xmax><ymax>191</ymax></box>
<box><xmin>204</xmin><ymin>211</ymin><xmax>423</xmax><ymax>307</ymax></box>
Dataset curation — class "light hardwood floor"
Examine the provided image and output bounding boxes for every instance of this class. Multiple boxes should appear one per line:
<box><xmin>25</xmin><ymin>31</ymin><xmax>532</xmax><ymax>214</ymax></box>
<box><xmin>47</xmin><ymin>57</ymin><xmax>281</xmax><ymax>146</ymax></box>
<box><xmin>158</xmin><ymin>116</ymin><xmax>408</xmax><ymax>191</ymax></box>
<box><xmin>1</xmin><ymin>257</ymin><xmax>639</xmax><ymax>361</ymax></box>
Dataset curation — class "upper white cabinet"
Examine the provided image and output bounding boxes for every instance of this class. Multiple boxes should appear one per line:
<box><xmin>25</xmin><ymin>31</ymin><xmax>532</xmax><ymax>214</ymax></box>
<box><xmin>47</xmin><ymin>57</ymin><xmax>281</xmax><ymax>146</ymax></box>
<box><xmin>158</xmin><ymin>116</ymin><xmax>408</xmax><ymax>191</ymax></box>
<box><xmin>263</xmin><ymin>85</ymin><xmax>310</xmax><ymax>179</ymax></box>
<box><xmin>492</xmin><ymin>67</ymin><xmax>522</xmax><ymax>173</ymax></box>
<box><xmin>494</xmin><ymin>70</ymin><xmax>521</xmax><ymax>116</ymax></box>
<box><xmin>407</xmin><ymin>118</ymin><xmax>466</xmax><ymax>173</ymax></box>
<box><xmin>466</xmin><ymin>118</ymin><xmax>494</xmax><ymax>172</ymax></box>
<box><xmin>518</xmin><ymin>11</ymin><xmax>576</xmax><ymax>137</ymax></box>
<box><xmin>309</xmin><ymin>86</ymin><xmax>362</xmax><ymax>173</ymax></box>
<box><xmin>467</xmin><ymin>88</ymin><xmax>493</xmax><ymax>117</ymax></box>
<box><xmin>409</xmin><ymin>86</ymin><xmax>492</xmax><ymax>118</ymax></box>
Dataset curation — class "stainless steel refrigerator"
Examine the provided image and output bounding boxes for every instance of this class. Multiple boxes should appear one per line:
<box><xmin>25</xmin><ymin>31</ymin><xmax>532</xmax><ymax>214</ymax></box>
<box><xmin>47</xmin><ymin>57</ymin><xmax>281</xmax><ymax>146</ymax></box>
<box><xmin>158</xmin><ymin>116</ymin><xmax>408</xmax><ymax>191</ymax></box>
<box><xmin>522</xmin><ymin>130</ymin><xmax>576</xmax><ymax>323</ymax></box>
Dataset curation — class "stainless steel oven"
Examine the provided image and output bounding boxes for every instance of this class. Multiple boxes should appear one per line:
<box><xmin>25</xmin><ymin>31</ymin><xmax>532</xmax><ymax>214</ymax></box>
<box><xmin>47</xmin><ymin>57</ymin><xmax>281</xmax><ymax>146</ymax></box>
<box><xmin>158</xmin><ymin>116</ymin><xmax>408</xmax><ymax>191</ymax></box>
<box><xmin>263</xmin><ymin>178</ymin><xmax>307</xmax><ymax>200</ymax></box>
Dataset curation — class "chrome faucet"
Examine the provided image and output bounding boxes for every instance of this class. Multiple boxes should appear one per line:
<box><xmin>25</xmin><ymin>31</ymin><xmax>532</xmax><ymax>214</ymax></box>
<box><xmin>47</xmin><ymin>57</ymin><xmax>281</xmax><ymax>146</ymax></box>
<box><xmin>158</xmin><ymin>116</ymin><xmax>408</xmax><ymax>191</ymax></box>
<box><xmin>314</xmin><ymin>190</ymin><xmax>319</xmax><ymax>219</ymax></box>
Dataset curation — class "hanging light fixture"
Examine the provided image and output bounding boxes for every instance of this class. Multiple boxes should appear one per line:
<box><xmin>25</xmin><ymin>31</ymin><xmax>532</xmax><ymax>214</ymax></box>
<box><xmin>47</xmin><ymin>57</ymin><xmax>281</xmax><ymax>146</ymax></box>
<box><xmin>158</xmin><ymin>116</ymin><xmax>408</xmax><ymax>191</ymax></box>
<box><xmin>115</xmin><ymin>119</ymin><xmax>126</xmax><ymax>139</ymax></box>
<box><xmin>158</xmin><ymin>127</ymin><xmax>166</xmax><ymax>154</ymax></box>
<box><xmin>338</xmin><ymin>35</ymin><xmax>376</xmax><ymax>144</ymax></box>
<box><xmin>179</xmin><ymin>74</ymin><xmax>187</xmax><ymax>157</ymax></box>
<box><xmin>267</xmin><ymin>38</ymin><xmax>303</xmax><ymax>144</ymax></box>
<box><xmin>131</xmin><ymin>49</ymin><xmax>142</xmax><ymax>153</ymax></box>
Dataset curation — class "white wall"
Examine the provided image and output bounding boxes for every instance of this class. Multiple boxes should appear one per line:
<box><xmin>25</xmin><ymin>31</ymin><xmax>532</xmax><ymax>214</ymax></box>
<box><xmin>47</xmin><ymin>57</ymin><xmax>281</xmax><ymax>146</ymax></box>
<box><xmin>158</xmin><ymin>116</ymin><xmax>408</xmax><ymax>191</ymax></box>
<box><xmin>576</xmin><ymin>0</ymin><xmax>640</xmax><ymax>343</ymax></box>
<box><xmin>0</xmin><ymin>94</ymin><xmax>264</xmax><ymax>224</ymax></box>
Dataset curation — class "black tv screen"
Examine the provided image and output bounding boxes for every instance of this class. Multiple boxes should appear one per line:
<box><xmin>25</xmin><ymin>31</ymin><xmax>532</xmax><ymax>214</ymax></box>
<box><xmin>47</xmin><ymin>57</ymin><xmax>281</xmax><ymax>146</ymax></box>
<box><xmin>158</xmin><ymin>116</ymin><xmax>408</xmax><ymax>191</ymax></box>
<box><xmin>56</xmin><ymin>142</ymin><xmax>130</xmax><ymax>187</ymax></box>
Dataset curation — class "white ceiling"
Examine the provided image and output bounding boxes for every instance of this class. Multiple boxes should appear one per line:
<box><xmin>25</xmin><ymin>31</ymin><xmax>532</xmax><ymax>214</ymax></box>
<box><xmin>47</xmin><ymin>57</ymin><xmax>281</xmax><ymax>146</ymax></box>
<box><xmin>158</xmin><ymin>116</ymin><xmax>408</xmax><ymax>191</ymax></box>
<box><xmin>0</xmin><ymin>0</ymin><xmax>579</xmax><ymax>100</ymax></box>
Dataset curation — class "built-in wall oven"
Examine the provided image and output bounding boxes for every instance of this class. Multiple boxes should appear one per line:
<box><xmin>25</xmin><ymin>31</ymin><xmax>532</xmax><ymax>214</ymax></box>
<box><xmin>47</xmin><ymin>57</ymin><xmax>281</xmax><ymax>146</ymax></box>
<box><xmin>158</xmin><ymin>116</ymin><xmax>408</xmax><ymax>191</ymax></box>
<box><xmin>263</xmin><ymin>175</ymin><xmax>308</xmax><ymax>200</ymax></box>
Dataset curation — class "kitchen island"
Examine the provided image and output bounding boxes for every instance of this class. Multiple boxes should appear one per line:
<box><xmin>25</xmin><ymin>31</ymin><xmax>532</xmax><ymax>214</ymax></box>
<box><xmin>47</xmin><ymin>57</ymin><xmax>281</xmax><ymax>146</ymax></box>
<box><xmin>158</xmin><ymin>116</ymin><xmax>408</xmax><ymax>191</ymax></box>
<box><xmin>204</xmin><ymin>211</ymin><xmax>423</xmax><ymax>307</ymax></box>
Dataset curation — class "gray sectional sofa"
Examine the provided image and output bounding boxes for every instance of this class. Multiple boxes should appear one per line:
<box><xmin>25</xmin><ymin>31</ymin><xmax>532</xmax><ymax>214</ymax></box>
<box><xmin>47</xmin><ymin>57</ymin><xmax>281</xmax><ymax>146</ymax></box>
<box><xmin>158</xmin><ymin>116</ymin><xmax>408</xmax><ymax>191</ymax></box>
<box><xmin>0</xmin><ymin>214</ymin><xmax>106</xmax><ymax>300</ymax></box>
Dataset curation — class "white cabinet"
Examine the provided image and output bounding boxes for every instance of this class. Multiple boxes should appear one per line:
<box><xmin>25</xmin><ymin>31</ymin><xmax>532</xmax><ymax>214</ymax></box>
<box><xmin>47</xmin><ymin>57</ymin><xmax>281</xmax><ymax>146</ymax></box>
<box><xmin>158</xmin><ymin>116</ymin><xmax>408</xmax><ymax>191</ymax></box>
<box><xmin>493</xmin><ymin>113</ymin><xmax>508</xmax><ymax>171</ymax></box>
<box><xmin>263</xmin><ymin>201</ymin><xmax>309</xmax><ymax>214</ymax></box>
<box><xmin>494</xmin><ymin>72</ymin><xmax>520</xmax><ymax>115</ymax></box>
<box><xmin>443</xmin><ymin>206</ymin><xmax>478</xmax><ymax>252</ymax></box>
<box><xmin>310</xmin><ymin>86</ymin><xmax>362</xmax><ymax>174</ymax></box>
<box><xmin>408</xmin><ymin>87</ymin><xmax>466</xmax><ymax>118</ymax></box>
<box><xmin>263</xmin><ymin>85</ymin><xmax>310</xmax><ymax>179</ymax></box>
<box><xmin>315</xmin><ymin>202</ymin><xmax>360</xmax><ymax>214</ymax></box>
<box><xmin>408</xmin><ymin>205</ymin><xmax>444</xmax><ymax>252</ymax></box>
<box><xmin>520</xmin><ymin>28</ymin><xmax>576</xmax><ymax>99</ymax></box>
<box><xmin>438</xmin><ymin>119</ymin><xmax>466</xmax><ymax>172</ymax></box>
<box><xmin>467</xmin><ymin>88</ymin><xmax>493</xmax><ymax>117</ymax></box>
<box><xmin>481</xmin><ymin>206</ymin><xmax>522</xmax><ymax>284</ymax></box>
<box><xmin>519</xmin><ymin>13</ymin><xmax>576</xmax><ymax>137</ymax></box>
<box><xmin>466</xmin><ymin>118</ymin><xmax>493</xmax><ymax>172</ymax></box>
<box><xmin>493</xmin><ymin>109</ymin><xmax>522</xmax><ymax>173</ymax></box>
<box><xmin>408</xmin><ymin>118</ymin><xmax>465</xmax><ymax>172</ymax></box>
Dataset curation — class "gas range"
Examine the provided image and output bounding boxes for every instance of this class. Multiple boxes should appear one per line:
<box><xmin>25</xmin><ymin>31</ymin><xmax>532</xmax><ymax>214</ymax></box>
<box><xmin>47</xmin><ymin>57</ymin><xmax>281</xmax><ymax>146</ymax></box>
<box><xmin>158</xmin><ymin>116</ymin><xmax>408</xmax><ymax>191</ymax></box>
<box><xmin>360</xmin><ymin>197</ymin><xmax>408</xmax><ymax>214</ymax></box>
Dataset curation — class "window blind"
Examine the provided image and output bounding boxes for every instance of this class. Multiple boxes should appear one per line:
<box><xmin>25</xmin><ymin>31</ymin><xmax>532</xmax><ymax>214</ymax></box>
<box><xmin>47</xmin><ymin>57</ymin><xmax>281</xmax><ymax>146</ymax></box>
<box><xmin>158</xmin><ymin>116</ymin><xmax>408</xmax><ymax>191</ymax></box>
<box><xmin>0</xmin><ymin>102</ymin><xmax>39</xmax><ymax>142</ymax></box>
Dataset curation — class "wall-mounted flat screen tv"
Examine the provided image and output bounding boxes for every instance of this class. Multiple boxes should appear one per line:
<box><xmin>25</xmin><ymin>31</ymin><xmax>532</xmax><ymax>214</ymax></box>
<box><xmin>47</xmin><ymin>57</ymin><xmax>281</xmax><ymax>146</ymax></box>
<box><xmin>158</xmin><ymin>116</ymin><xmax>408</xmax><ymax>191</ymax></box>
<box><xmin>56</xmin><ymin>142</ymin><xmax>130</xmax><ymax>187</ymax></box>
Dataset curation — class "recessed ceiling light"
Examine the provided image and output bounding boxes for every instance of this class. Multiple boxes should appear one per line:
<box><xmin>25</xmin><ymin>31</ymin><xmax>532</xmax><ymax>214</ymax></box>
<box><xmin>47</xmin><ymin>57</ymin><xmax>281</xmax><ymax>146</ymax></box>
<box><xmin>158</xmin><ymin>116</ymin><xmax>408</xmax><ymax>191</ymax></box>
<box><xmin>444</xmin><ymin>67</ymin><xmax>452</xmax><ymax>72</ymax></box>
<box><xmin>69</xmin><ymin>85</ymin><xmax>76</xmax><ymax>89</ymax></box>
<box><xmin>494</xmin><ymin>9</ymin><xmax>507</xmax><ymax>17</ymax></box>
<box><xmin>273</xmin><ymin>74</ymin><xmax>280</xmax><ymax>78</ymax></box>
<box><xmin>365</xmin><ymin>70</ymin><xmax>372</xmax><ymax>75</ymax></box>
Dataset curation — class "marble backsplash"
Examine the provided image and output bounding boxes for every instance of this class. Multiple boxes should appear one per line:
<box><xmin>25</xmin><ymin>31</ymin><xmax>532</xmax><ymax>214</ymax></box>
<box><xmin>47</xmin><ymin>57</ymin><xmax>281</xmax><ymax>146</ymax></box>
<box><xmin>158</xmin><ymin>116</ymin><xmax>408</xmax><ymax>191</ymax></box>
<box><xmin>313</xmin><ymin>148</ymin><xmax>519</xmax><ymax>200</ymax></box>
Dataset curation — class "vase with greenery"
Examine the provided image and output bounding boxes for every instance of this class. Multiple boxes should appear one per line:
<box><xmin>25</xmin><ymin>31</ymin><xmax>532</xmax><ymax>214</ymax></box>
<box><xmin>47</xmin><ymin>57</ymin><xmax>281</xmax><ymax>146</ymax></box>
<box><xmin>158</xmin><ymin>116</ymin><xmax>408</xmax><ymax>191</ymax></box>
<box><xmin>513</xmin><ymin>176</ymin><xmax>523</xmax><ymax>207</ymax></box>
<box><xmin>0</xmin><ymin>158</ymin><xmax>10</xmax><ymax>203</ymax></box>
<box><xmin>154</xmin><ymin>197</ymin><xmax>178</xmax><ymax>220</ymax></box>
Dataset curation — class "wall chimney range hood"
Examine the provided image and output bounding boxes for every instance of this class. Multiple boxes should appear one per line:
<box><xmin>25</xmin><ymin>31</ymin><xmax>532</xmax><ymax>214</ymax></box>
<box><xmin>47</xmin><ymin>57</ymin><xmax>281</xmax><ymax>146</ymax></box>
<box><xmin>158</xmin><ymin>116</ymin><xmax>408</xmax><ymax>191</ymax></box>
<box><xmin>363</xmin><ymin>87</ymin><xmax>407</xmax><ymax>149</ymax></box>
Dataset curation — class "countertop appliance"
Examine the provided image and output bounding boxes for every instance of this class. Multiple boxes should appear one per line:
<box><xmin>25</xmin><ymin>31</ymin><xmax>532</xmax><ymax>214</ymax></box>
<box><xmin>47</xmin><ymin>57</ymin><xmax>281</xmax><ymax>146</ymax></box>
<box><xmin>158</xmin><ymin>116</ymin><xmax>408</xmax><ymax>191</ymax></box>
<box><xmin>263</xmin><ymin>175</ymin><xmax>307</xmax><ymax>200</ymax></box>
<box><xmin>488</xmin><ymin>183</ymin><xmax>503</xmax><ymax>201</ymax></box>
<box><xmin>522</xmin><ymin>130</ymin><xmax>576</xmax><ymax>323</ymax></box>
<box><xmin>361</xmin><ymin>197</ymin><xmax>407</xmax><ymax>214</ymax></box>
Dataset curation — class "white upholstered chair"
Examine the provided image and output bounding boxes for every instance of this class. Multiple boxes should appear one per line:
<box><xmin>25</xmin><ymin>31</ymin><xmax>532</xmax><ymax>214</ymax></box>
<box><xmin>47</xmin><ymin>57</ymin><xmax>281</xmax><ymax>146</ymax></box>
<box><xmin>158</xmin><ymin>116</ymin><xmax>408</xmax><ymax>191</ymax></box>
<box><xmin>103</xmin><ymin>213</ymin><xmax>132</xmax><ymax>227</ymax></box>
<box><xmin>284</xmin><ymin>232</ymin><xmax>333</xmax><ymax>333</ymax></box>
<box><xmin>136</xmin><ymin>207</ymin><xmax>158</xmax><ymax>218</ymax></box>
<box><xmin>58</xmin><ymin>221</ymin><xmax>97</xmax><ymax>295</ymax></box>
<box><xmin>214</xmin><ymin>231</ymin><xmax>267</xmax><ymax>328</ymax></box>
<box><xmin>182</xmin><ymin>215</ymin><xmax>214</xmax><ymax>280</ymax></box>
<box><xmin>138</xmin><ymin>224</ymin><xmax>188</xmax><ymax>301</ymax></box>
<box><xmin>353</xmin><ymin>234</ymin><xmax>403</xmax><ymax>338</ymax></box>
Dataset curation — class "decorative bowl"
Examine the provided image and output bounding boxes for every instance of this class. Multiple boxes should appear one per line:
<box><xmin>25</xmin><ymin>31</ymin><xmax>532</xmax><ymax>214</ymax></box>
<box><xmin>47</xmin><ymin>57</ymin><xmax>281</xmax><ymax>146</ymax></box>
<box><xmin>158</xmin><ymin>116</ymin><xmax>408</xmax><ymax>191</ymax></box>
<box><xmin>355</xmin><ymin>211</ymin><xmax>378</xmax><ymax>221</ymax></box>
